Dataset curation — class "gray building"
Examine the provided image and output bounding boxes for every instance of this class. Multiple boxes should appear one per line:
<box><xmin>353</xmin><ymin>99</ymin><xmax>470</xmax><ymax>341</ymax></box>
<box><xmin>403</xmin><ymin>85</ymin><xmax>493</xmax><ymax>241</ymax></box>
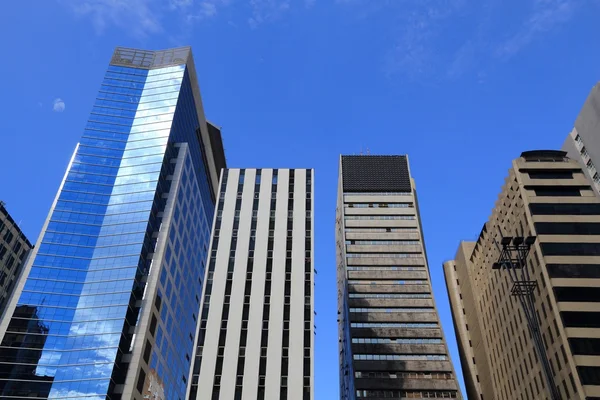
<box><xmin>190</xmin><ymin>168</ymin><xmax>314</xmax><ymax>400</ymax></box>
<box><xmin>562</xmin><ymin>82</ymin><xmax>600</xmax><ymax>195</ymax></box>
<box><xmin>0</xmin><ymin>202</ymin><xmax>32</xmax><ymax>316</ymax></box>
<box><xmin>336</xmin><ymin>155</ymin><xmax>462</xmax><ymax>400</ymax></box>
<box><xmin>0</xmin><ymin>47</ymin><xmax>226</xmax><ymax>399</ymax></box>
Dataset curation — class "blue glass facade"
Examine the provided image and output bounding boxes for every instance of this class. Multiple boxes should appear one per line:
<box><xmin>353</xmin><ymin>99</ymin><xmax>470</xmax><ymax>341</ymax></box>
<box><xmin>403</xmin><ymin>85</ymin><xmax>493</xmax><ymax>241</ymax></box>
<box><xmin>0</xmin><ymin>49</ymin><xmax>219</xmax><ymax>400</ymax></box>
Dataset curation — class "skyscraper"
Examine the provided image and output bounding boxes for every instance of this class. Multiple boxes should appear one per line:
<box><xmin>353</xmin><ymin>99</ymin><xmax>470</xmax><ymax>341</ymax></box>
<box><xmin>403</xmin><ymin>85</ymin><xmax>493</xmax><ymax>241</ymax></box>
<box><xmin>0</xmin><ymin>47</ymin><xmax>226</xmax><ymax>400</ymax></box>
<box><xmin>562</xmin><ymin>82</ymin><xmax>600</xmax><ymax>195</ymax></box>
<box><xmin>444</xmin><ymin>150</ymin><xmax>600</xmax><ymax>400</ymax></box>
<box><xmin>190</xmin><ymin>168</ymin><xmax>314</xmax><ymax>400</ymax></box>
<box><xmin>0</xmin><ymin>202</ymin><xmax>32</xmax><ymax>316</ymax></box>
<box><xmin>336</xmin><ymin>155</ymin><xmax>461</xmax><ymax>400</ymax></box>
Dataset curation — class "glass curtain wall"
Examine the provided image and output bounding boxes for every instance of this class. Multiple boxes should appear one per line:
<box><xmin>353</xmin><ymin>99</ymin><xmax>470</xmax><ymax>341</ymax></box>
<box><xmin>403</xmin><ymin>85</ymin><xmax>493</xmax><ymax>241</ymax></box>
<box><xmin>0</xmin><ymin>63</ymin><xmax>200</xmax><ymax>399</ymax></box>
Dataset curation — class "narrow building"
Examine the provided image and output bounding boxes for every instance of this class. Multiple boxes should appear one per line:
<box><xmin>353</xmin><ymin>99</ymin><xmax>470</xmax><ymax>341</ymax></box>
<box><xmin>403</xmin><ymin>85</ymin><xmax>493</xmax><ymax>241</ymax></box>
<box><xmin>190</xmin><ymin>168</ymin><xmax>314</xmax><ymax>400</ymax></box>
<box><xmin>444</xmin><ymin>150</ymin><xmax>600</xmax><ymax>400</ymax></box>
<box><xmin>562</xmin><ymin>82</ymin><xmax>600</xmax><ymax>196</ymax></box>
<box><xmin>0</xmin><ymin>202</ymin><xmax>32</xmax><ymax>317</ymax></box>
<box><xmin>336</xmin><ymin>155</ymin><xmax>462</xmax><ymax>400</ymax></box>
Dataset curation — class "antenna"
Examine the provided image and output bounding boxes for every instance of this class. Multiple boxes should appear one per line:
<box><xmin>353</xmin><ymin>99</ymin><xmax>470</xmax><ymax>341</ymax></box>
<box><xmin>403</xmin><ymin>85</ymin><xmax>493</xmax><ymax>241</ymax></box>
<box><xmin>366</xmin><ymin>147</ymin><xmax>370</xmax><ymax>155</ymax></box>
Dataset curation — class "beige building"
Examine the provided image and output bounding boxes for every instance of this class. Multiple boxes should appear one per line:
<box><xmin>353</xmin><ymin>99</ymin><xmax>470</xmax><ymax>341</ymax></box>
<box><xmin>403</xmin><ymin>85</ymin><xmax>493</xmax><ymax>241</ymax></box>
<box><xmin>444</xmin><ymin>150</ymin><xmax>600</xmax><ymax>400</ymax></box>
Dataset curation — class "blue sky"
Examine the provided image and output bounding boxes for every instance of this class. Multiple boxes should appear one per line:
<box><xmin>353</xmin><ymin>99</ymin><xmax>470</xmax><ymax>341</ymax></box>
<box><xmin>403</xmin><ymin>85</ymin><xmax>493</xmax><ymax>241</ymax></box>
<box><xmin>1</xmin><ymin>0</ymin><xmax>599</xmax><ymax>398</ymax></box>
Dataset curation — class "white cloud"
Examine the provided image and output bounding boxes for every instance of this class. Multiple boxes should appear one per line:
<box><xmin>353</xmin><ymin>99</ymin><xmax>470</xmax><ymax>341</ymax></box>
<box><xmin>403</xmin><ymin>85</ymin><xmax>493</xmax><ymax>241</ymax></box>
<box><xmin>53</xmin><ymin>98</ymin><xmax>65</xmax><ymax>113</ymax></box>
<box><xmin>496</xmin><ymin>0</ymin><xmax>578</xmax><ymax>58</ymax></box>
<box><xmin>61</xmin><ymin>0</ymin><xmax>162</xmax><ymax>38</ymax></box>
<box><xmin>248</xmin><ymin>0</ymin><xmax>291</xmax><ymax>28</ymax></box>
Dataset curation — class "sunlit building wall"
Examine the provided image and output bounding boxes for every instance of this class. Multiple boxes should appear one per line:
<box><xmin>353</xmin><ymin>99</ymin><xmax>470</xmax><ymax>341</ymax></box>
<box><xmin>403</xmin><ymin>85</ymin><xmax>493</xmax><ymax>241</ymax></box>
<box><xmin>0</xmin><ymin>46</ymin><xmax>225</xmax><ymax>400</ymax></box>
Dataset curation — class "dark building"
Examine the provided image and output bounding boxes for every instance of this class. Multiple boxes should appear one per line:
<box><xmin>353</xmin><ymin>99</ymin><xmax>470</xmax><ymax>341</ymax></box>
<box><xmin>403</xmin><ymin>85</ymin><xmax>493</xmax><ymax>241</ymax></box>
<box><xmin>336</xmin><ymin>155</ymin><xmax>462</xmax><ymax>400</ymax></box>
<box><xmin>0</xmin><ymin>202</ymin><xmax>32</xmax><ymax>316</ymax></box>
<box><xmin>0</xmin><ymin>47</ymin><xmax>225</xmax><ymax>399</ymax></box>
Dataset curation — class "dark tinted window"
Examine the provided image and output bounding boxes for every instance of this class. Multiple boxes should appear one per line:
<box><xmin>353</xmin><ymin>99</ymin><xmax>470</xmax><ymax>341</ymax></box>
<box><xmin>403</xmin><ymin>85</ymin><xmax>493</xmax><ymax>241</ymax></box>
<box><xmin>532</xmin><ymin>187</ymin><xmax>582</xmax><ymax>197</ymax></box>
<box><xmin>547</xmin><ymin>264</ymin><xmax>600</xmax><ymax>278</ymax></box>
<box><xmin>536</xmin><ymin>223</ymin><xmax>600</xmax><ymax>235</ymax></box>
<box><xmin>554</xmin><ymin>287</ymin><xmax>600</xmax><ymax>302</ymax></box>
<box><xmin>528</xmin><ymin>171</ymin><xmax>574</xmax><ymax>180</ymax></box>
<box><xmin>569</xmin><ymin>338</ymin><xmax>600</xmax><ymax>355</ymax></box>
<box><xmin>561</xmin><ymin>312</ymin><xmax>600</xmax><ymax>328</ymax></box>
<box><xmin>541</xmin><ymin>243</ymin><xmax>600</xmax><ymax>256</ymax></box>
<box><xmin>578</xmin><ymin>366</ymin><xmax>600</xmax><ymax>385</ymax></box>
<box><xmin>530</xmin><ymin>203</ymin><xmax>600</xmax><ymax>215</ymax></box>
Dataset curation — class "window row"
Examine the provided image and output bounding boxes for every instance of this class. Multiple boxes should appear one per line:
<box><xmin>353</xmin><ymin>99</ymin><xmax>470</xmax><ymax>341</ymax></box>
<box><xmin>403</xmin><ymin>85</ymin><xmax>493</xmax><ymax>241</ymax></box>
<box><xmin>352</xmin><ymin>338</ymin><xmax>442</xmax><ymax>344</ymax></box>
<box><xmin>346</xmin><ymin>203</ymin><xmax>413</xmax><ymax>208</ymax></box>
<box><xmin>346</xmin><ymin>266</ymin><xmax>425</xmax><ymax>271</ymax></box>
<box><xmin>350</xmin><ymin>308</ymin><xmax>434</xmax><ymax>313</ymax></box>
<box><xmin>353</xmin><ymin>354</ymin><xmax>447</xmax><ymax>361</ymax></box>
<box><xmin>346</xmin><ymin>240</ymin><xmax>420</xmax><ymax>245</ymax></box>
<box><xmin>348</xmin><ymin>280</ymin><xmax>427</xmax><ymax>285</ymax></box>
<box><xmin>356</xmin><ymin>390</ymin><xmax>457</xmax><ymax>398</ymax></box>
<box><xmin>350</xmin><ymin>323</ymin><xmax>438</xmax><ymax>328</ymax></box>
<box><xmin>355</xmin><ymin>371</ymin><xmax>453</xmax><ymax>380</ymax></box>
<box><xmin>345</xmin><ymin>215</ymin><xmax>415</xmax><ymax>220</ymax></box>
<box><xmin>346</xmin><ymin>253</ymin><xmax>422</xmax><ymax>258</ymax></box>
<box><xmin>349</xmin><ymin>293</ymin><xmax>431</xmax><ymax>299</ymax></box>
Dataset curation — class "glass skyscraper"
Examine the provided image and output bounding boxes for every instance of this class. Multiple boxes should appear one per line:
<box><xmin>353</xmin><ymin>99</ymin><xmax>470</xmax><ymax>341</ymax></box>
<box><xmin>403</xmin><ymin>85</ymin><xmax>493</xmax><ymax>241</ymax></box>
<box><xmin>0</xmin><ymin>47</ymin><xmax>226</xmax><ymax>400</ymax></box>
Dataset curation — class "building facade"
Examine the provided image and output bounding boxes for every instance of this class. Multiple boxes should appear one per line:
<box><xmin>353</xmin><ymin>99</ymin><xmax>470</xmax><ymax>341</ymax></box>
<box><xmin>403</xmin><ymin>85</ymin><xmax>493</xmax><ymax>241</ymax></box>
<box><xmin>189</xmin><ymin>168</ymin><xmax>314</xmax><ymax>400</ymax></box>
<box><xmin>336</xmin><ymin>155</ymin><xmax>461</xmax><ymax>400</ymax></box>
<box><xmin>444</xmin><ymin>150</ymin><xmax>600</xmax><ymax>400</ymax></box>
<box><xmin>0</xmin><ymin>202</ymin><xmax>32</xmax><ymax>316</ymax></box>
<box><xmin>562</xmin><ymin>83</ymin><xmax>600</xmax><ymax>195</ymax></box>
<box><xmin>0</xmin><ymin>47</ymin><xmax>226</xmax><ymax>400</ymax></box>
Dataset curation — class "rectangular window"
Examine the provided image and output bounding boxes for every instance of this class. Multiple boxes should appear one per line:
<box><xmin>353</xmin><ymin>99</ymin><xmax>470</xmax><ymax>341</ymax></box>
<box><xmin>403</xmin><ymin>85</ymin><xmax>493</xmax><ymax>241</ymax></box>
<box><xmin>527</xmin><ymin>170</ymin><xmax>574</xmax><ymax>180</ymax></box>
<box><xmin>541</xmin><ymin>242</ymin><xmax>600</xmax><ymax>256</ymax></box>
<box><xmin>532</xmin><ymin>187</ymin><xmax>583</xmax><ymax>197</ymax></box>
<box><xmin>535</xmin><ymin>222</ymin><xmax>600</xmax><ymax>235</ymax></box>
<box><xmin>561</xmin><ymin>311</ymin><xmax>600</xmax><ymax>328</ymax></box>
<box><xmin>569</xmin><ymin>338</ymin><xmax>600</xmax><ymax>355</ymax></box>
<box><xmin>547</xmin><ymin>264</ymin><xmax>600</xmax><ymax>278</ymax></box>
<box><xmin>530</xmin><ymin>203</ymin><xmax>600</xmax><ymax>215</ymax></box>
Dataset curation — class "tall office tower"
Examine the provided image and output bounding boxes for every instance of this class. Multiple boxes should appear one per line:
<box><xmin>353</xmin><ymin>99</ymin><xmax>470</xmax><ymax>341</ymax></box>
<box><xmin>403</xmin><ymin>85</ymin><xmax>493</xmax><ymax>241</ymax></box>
<box><xmin>0</xmin><ymin>47</ymin><xmax>226</xmax><ymax>400</ymax></box>
<box><xmin>336</xmin><ymin>155</ymin><xmax>462</xmax><ymax>400</ymax></box>
<box><xmin>562</xmin><ymin>82</ymin><xmax>600</xmax><ymax>195</ymax></box>
<box><xmin>189</xmin><ymin>168</ymin><xmax>314</xmax><ymax>400</ymax></box>
<box><xmin>0</xmin><ymin>202</ymin><xmax>32</xmax><ymax>315</ymax></box>
<box><xmin>444</xmin><ymin>150</ymin><xmax>600</xmax><ymax>400</ymax></box>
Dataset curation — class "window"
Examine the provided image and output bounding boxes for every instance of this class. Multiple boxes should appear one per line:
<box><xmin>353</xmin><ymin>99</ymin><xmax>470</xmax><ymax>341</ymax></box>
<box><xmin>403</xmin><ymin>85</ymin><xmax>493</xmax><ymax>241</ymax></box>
<box><xmin>528</xmin><ymin>170</ymin><xmax>574</xmax><ymax>180</ymax></box>
<box><xmin>137</xmin><ymin>369</ymin><xmax>147</xmax><ymax>394</ymax></box>
<box><xmin>541</xmin><ymin>242</ymin><xmax>600</xmax><ymax>256</ymax></box>
<box><xmin>535</xmin><ymin>222</ymin><xmax>600</xmax><ymax>235</ymax></box>
<box><xmin>581</xmin><ymin>146</ymin><xmax>589</xmax><ymax>157</ymax></box>
<box><xmin>578</xmin><ymin>366</ymin><xmax>600</xmax><ymax>385</ymax></box>
<box><xmin>561</xmin><ymin>311</ymin><xmax>600</xmax><ymax>328</ymax></box>
<box><xmin>569</xmin><ymin>338</ymin><xmax>600</xmax><ymax>355</ymax></box>
<box><xmin>530</xmin><ymin>203</ymin><xmax>600</xmax><ymax>215</ymax></box>
<box><xmin>547</xmin><ymin>264</ymin><xmax>600</xmax><ymax>278</ymax></box>
<box><xmin>533</xmin><ymin>187</ymin><xmax>582</xmax><ymax>197</ymax></box>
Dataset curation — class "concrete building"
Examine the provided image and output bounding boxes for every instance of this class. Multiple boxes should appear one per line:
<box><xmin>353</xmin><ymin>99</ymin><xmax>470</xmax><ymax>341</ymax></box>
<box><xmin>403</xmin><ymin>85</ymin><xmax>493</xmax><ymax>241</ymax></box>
<box><xmin>336</xmin><ymin>155</ymin><xmax>462</xmax><ymax>400</ymax></box>
<box><xmin>190</xmin><ymin>168</ymin><xmax>314</xmax><ymax>400</ymax></box>
<box><xmin>0</xmin><ymin>202</ymin><xmax>32</xmax><ymax>316</ymax></box>
<box><xmin>562</xmin><ymin>83</ymin><xmax>600</xmax><ymax>195</ymax></box>
<box><xmin>0</xmin><ymin>47</ymin><xmax>226</xmax><ymax>399</ymax></box>
<box><xmin>444</xmin><ymin>150</ymin><xmax>600</xmax><ymax>400</ymax></box>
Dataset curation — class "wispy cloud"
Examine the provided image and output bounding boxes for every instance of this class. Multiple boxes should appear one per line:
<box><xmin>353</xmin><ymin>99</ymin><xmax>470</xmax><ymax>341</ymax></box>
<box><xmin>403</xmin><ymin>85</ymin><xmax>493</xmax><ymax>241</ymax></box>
<box><xmin>496</xmin><ymin>0</ymin><xmax>577</xmax><ymax>58</ymax></box>
<box><xmin>53</xmin><ymin>98</ymin><xmax>66</xmax><ymax>113</ymax></box>
<box><xmin>62</xmin><ymin>0</ymin><xmax>162</xmax><ymax>38</ymax></box>
<box><xmin>248</xmin><ymin>0</ymin><xmax>291</xmax><ymax>29</ymax></box>
<box><xmin>345</xmin><ymin>0</ymin><xmax>587</xmax><ymax>81</ymax></box>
